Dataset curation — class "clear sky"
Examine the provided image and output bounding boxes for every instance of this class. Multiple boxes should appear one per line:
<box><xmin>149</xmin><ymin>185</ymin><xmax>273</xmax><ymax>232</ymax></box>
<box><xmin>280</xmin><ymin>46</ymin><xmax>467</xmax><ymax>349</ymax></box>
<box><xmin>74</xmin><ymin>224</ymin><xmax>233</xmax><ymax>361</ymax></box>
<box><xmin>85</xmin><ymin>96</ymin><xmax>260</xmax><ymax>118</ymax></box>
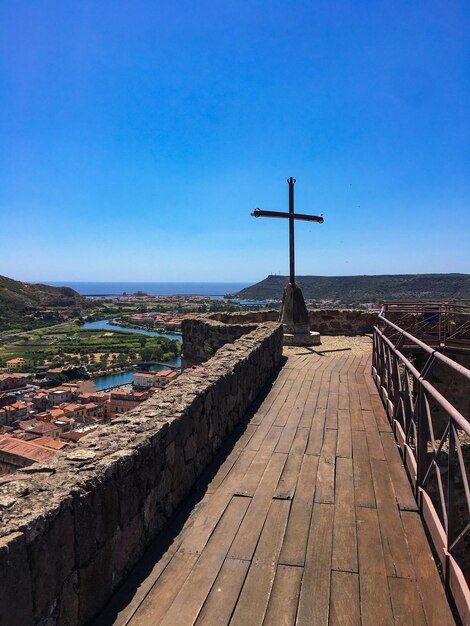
<box><xmin>1</xmin><ymin>1</ymin><xmax>469</xmax><ymax>283</ymax></box>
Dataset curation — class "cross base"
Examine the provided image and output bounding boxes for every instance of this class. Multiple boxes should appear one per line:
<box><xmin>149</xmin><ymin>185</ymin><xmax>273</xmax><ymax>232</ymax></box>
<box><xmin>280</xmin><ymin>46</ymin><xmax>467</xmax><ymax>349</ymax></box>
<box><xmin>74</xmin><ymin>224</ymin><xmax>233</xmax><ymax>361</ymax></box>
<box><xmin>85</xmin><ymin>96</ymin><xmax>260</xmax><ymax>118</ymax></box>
<box><xmin>279</xmin><ymin>283</ymin><xmax>322</xmax><ymax>346</ymax></box>
<box><xmin>283</xmin><ymin>330</ymin><xmax>321</xmax><ymax>347</ymax></box>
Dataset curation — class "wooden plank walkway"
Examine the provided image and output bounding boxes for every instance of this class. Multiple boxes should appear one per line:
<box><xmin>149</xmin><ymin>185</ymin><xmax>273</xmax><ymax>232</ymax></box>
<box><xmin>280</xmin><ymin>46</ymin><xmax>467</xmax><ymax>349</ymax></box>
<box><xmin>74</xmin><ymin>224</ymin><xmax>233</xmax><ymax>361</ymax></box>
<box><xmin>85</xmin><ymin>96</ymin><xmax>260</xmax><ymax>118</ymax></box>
<box><xmin>95</xmin><ymin>349</ymin><xmax>455</xmax><ymax>626</ymax></box>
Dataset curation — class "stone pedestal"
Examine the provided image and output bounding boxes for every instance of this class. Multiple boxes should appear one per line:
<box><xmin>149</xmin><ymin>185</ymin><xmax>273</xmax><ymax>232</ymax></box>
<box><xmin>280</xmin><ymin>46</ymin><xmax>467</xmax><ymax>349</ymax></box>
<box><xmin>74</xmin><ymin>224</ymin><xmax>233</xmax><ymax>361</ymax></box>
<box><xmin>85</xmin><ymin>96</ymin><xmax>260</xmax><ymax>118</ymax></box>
<box><xmin>279</xmin><ymin>283</ymin><xmax>321</xmax><ymax>346</ymax></box>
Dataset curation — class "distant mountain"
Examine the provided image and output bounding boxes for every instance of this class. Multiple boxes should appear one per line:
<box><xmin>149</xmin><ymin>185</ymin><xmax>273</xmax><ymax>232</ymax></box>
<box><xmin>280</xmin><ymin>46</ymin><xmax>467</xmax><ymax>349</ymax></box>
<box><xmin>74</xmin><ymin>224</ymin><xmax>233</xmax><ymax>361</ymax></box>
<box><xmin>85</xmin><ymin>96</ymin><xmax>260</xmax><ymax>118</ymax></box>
<box><xmin>0</xmin><ymin>275</ymin><xmax>92</xmax><ymax>332</ymax></box>
<box><xmin>230</xmin><ymin>274</ymin><xmax>470</xmax><ymax>305</ymax></box>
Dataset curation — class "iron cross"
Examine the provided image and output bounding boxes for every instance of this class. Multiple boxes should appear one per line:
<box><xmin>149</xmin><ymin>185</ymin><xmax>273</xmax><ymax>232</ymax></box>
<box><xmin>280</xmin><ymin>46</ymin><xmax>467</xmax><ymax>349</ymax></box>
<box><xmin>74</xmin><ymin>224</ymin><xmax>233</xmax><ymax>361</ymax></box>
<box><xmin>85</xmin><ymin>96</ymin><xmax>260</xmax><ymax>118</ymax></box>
<box><xmin>251</xmin><ymin>177</ymin><xmax>324</xmax><ymax>285</ymax></box>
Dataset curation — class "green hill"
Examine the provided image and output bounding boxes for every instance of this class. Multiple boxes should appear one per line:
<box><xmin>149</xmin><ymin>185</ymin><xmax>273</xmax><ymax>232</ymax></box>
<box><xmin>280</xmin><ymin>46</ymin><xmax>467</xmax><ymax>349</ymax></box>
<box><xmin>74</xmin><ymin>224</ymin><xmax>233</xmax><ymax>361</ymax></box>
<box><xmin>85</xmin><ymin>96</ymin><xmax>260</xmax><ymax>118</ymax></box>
<box><xmin>0</xmin><ymin>275</ymin><xmax>92</xmax><ymax>332</ymax></box>
<box><xmin>230</xmin><ymin>274</ymin><xmax>470</xmax><ymax>306</ymax></box>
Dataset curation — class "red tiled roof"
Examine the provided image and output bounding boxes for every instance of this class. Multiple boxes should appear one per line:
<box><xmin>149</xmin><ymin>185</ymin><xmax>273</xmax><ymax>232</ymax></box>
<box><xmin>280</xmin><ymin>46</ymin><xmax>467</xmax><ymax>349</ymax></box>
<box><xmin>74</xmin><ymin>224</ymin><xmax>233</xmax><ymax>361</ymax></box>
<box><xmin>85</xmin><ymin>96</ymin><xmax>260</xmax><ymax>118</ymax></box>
<box><xmin>0</xmin><ymin>435</ymin><xmax>57</xmax><ymax>463</ymax></box>
<box><xmin>34</xmin><ymin>437</ymin><xmax>68</xmax><ymax>450</ymax></box>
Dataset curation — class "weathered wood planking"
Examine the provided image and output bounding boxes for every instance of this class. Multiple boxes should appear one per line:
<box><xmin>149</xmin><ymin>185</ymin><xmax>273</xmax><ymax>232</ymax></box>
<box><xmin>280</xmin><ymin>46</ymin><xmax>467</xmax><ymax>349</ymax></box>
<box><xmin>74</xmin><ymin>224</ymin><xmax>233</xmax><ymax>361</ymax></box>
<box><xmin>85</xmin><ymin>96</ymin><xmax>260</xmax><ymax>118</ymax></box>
<box><xmin>98</xmin><ymin>347</ymin><xmax>455</xmax><ymax>626</ymax></box>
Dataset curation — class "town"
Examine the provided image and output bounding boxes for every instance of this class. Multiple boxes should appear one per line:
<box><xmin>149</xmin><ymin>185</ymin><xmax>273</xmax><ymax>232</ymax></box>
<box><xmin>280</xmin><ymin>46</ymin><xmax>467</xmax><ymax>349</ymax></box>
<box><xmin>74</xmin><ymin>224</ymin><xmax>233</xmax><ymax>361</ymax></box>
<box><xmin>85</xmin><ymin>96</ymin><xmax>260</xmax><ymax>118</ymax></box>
<box><xmin>0</xmin><ymin>295</ymin><xmax>269</xmax><ymax>476</ymax></box>
<box><xmin>0</xmin><ymin>366</ymin><xmax>178</xmax><ymax>473</ymax></box>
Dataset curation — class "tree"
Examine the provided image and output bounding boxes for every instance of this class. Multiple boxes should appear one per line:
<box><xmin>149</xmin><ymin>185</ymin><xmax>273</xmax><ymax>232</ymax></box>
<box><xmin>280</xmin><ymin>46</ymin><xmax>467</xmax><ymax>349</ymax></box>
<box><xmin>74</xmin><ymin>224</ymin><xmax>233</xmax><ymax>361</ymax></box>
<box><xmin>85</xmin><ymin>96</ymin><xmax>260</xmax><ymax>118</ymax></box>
<box><xmin>141</xmin><ymin>347</ymin><xmax>154</xmax><ymax>361</ymax></box>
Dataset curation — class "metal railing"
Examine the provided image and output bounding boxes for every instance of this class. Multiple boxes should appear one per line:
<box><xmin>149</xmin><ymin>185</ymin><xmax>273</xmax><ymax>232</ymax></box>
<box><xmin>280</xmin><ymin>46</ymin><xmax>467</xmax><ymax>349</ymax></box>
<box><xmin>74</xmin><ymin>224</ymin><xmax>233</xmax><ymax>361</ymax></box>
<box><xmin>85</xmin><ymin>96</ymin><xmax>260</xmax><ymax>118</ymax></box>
<box><xmin>383</xmin><ymin>300</ymin><xmax>470</xmax><ymax>352</ymax></box>
<box><xmin>372</xmin><ymin>307</ymin><xmax>470</xmax><ymax>623</ymax></box>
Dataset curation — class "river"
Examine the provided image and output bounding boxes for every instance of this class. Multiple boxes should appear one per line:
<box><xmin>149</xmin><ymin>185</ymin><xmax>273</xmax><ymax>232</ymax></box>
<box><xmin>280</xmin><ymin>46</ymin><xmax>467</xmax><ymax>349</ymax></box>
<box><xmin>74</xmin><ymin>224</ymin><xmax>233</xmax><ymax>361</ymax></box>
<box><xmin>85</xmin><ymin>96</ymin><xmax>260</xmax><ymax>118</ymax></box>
<box><xmin>82</xmin><ymin>319</ymin><xmax>182</xmax><ymax>390</ymax></box>
<box><xmin>83</xmin><ymin>319</ymin><xmax>182</xmax><ymax>341</ymax></box>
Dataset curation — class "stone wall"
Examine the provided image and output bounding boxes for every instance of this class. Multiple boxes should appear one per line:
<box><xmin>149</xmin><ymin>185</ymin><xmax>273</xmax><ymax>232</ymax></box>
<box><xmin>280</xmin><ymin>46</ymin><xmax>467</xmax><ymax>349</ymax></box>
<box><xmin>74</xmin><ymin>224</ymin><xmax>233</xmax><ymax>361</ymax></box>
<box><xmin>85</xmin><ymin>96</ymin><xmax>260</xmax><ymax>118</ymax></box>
<box><xmin>307</xmin><ymin>309</ymin><xmax>378</xmax><ymax>334</ymax></box>
<box><xmin>206</xmin><ymin>309</ymin><xmax>378</xmax><ymax>334</ymax></box>
<box><xmin>181</xmin><ymin>318</ymin><xmax>259</xmax><ymax>368</ymax></box>
<box><xmin>0</xmin><ymin>322</ymin><xmax>283</xmax><ymax>625</ymax></box>
<box><xmin>182</xmin><ymin>310</ymin><xmax>377</xmax><ymax>369</ymax></box>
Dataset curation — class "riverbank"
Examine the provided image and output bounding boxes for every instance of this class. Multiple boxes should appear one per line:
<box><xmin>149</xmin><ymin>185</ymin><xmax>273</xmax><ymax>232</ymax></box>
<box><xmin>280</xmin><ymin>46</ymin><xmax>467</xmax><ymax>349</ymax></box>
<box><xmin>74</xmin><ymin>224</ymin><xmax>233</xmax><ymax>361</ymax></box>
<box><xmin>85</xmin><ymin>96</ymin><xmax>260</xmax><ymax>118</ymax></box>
<box><xmin>0</xmin><ymin>321</ymin><xmax>181</xmax><ymax>380</ymax></box>
<box><xmin>93</xmin><ymin>360</ymin><xmax>180</xmax><ymax>391</ymax></box>
<box><xmin>83</xmin><ymin>319</ymin><xmax>182</xmax><ymax>342</ymax></box>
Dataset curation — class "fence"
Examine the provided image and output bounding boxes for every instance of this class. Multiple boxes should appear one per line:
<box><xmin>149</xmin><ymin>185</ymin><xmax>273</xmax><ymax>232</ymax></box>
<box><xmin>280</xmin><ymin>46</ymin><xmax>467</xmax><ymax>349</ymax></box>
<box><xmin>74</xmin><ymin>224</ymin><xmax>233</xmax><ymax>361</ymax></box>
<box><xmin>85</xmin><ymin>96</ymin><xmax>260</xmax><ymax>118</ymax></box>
<box><xmin>372</xmin><ymin>307</ymin><xmax>470</xmax><ymax>624</ymax></box>
<box><xmin>383</xmin><ymin>300</ymin><xmax>470</xmax><ymax>352</ymax></box>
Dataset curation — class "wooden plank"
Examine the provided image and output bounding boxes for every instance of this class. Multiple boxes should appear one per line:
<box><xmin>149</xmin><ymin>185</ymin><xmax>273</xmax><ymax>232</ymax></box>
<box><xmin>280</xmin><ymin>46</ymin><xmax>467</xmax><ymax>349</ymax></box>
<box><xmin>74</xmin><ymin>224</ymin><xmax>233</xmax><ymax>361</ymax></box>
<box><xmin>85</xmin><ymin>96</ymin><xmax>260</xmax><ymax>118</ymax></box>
<box><xmin>179</xmin><ymin>448</ymin><xmax>257</xmax><ymax>554</ymax></box>
<box><xmin>296</xmin><ymin>502</ymin><xmax>334</xmax><ymax>626</ymax></box>
<box><xmin>325</xmin><ymin>372</ymin><xmax>339</xmax><ymax>429</ymax></box>
<box><xmin>315</xmin><ymin>428</ymin><xmax>337</xmax><ymax>504</ymax></box>
<box><xmin>356</xmin><ymin>506</ymin><xmax>394</xmax><ymax>626</ymax></box>
<box><xmin>338</xmin><ymin>377</ymin><xmax>350</xmax><ymax>411</ymax></box>
<box><xmin>356</xmin><ymin>376</ymin><xmax>373</xmax><ymax>412</ymax></box>
<box><xmin>206</xmin><ymin>424</ymin><xmax>257</xmax><ymax>493</ymax></box>
<box><xmin>370</xmin><ymin>458</ymin><xmax>414</xmax><ymax>579</ymax></box>
<box><xmin>275</xmin><ymin>379</ymin><xmax>311</xmax><ymax>453</ymax></box>
<box><xmin>291</xmin><ymin>426</ymin><xmax>310</xmax><ymax>454</ymax></box>
<box><xmin>228</xmin><ymin>452</ymin><xmax>287</xmax><ymax>561</ymax></box>
<box><xmin>348</xmin><ymin>379</ymin><xmax>365</xmax><ymax>431</ymax></box>
<box><xmin>129</xmin><ymin>552</ymin><xmax>199</xmax><ymax>626</ymax></box>
<box><xmin>305</xmin><ymin>408</ymin><xmax>325</xmax><ymax>455</ymax></box>
<box><xmin>249</xmin><ymin>377</ymin><xmax>290</xmax><ymax>426</ymax></box>
<box><xmin>247</xmin><ymin>373</ymin><xmax>299</xmax><ymax>449</ymax></box>
<box><xmin>362</xmin><ymin>409</ymin><xmax>385</xmax><ymax>460</ymax></box>
<box><xmin>194</xmin><ymin>558</ymin><xmax>249</xmax><ymax>626</ymax></box>
<box><xmin>110</xmin><ymin>541</ymin><xmax>181</xmax><ymax>626</ymax></box>
<box><xmin>274</xmin><ymin>367</ymin><xmax>310</xmax><ymax>427</ymax></box>
<box><xmin>332</xmin><ymin>457</ymin><xmax>357</xmax><ymax>573</ymax></box>
<box><xmin>336</xmin><ymin>408</ymin><xmax>352</xmax><ymax>458</ymax></box>
<box><xmin>401</xmin><ymin>511</ymin><xmax>455</xmax><ymax>626</ymax></box>
<box><xmin>380</xmin><ymin>432</ymin><xmax>418</xmax><ymax>512</ymax></box>
<box><xmin>248</xmin><ymin>418</ymin><xmax>284</xmax><ymax>453</ymax></box>
<box><xmin>316</xmin><ymin>370</ymin><xmax>331</xmax><ymax>409</ymax></box>
<box><xmin>329</xmin><ymin>571</ymin><xmax>360</xmax><ymax>626</ymax></box>
<box><xmin>238</xmin><ymin>426</ymin><xmax>283</xmax><ymax>496</ymax></box>
<box><xmin>370</xmin><ymin>393</ymin><xmax>392</xmax><ymax>432</ymax></box>
<box><xmin>298</xmin><ymin>376</ymin><xmax>322</xmax><ymax>429</ymax></box>
<box><xmin>279</xmin><ymin>454</ymin><xmax>319</xmax><ymax>566</ymax></box>
<box><xmin>230</xmin><ymin>499</ymin><xmax>290</xmax><ymax>625</ymax></box>
<box><xmin>159</xmin><ymin>496</ymin><xmax>250</xmax><ymax>626</ymax></box>
<box><xmin>274</xmin><ymin>429</ymin><xmax>309</xmax><ymax>500</ymax></box>
<box><xmin>262</xmin><ymin>564</ymin><xmax>302</xmax><ymax>626</ymax></box>
<box><xmin>388</xmin><ymin>577</ymin><xmax>427</xmax><ymax>626</ymax></box>
<box><xmin>352</xmin><ymin>430</ymin><xmax>375</xmax><ymax>508</ymax></box>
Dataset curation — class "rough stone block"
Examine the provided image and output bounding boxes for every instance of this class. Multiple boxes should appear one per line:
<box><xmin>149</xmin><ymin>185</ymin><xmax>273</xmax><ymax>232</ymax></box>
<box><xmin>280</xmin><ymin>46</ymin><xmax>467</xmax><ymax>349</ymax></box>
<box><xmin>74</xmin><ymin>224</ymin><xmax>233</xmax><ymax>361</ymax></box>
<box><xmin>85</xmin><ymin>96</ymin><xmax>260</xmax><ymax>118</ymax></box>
<box><xmin>184</xmin><ymin>434</ymin><xmax>198</xmax><ymax>462</ymax></box>
<box><xmin>112</xmin><ymin>514</ymin><xmax>145</xmax><ymax>578</ymax></box>
<box><xmin>28</xmin><ymin>508</ymin><xmax>75</xmax><ymax>620</ymax></box>
<box><xmin>74</xmin><ymin>492</ymin><xmax>97</xmax><ymax>568</ymax></box>
<box><xmin>78</xmin><ymin>541</ymin><xmax>113</xmax><ymax>624</ymax></box>
<box><xmin>0</xmin><ymin>532</ymin><xmax>34</xmax><ymax>625</ymax></box>
<box><xmin>95</xmin><ymin>481</ymin><xmax>119</xmax><ymax>546</ymax></box>
<box><xmin>57</xmin><ymin>571</ymin><xmax>79</xmax><ymax>626</ymax></box>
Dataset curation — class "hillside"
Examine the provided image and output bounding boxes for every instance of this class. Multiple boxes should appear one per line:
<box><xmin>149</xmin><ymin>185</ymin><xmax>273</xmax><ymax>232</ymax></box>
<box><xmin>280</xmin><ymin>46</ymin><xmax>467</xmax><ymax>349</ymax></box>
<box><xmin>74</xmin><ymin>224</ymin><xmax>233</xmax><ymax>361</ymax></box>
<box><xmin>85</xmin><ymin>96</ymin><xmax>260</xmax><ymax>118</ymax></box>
<box><xmin>0</xmin><ymin>275</ymin><xmax>92</xmax><ymax>332</ymax></box>
<box><xmin>230</xmin><ymin>274</ymin><xmax>470</xmax><ymax>306</ymax></box>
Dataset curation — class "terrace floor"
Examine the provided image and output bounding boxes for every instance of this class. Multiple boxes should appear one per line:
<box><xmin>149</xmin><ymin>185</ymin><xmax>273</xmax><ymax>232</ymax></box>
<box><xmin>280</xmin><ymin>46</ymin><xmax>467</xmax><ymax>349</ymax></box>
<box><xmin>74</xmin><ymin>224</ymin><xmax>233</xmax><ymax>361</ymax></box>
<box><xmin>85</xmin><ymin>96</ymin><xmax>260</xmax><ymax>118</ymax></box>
<box><xmin>95</xmin><ymin>342</ymin><xmax>455</xmax><ymax>626</ymax></box>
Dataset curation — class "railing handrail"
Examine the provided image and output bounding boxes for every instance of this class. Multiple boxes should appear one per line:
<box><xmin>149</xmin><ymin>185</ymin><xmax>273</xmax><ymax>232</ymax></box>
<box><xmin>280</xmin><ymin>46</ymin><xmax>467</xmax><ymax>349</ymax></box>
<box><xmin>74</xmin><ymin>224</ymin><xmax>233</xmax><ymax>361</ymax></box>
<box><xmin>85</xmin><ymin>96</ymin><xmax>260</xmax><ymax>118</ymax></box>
<box><xmin>372</xmin><ymin>313</ymin><xmax>470</xmax><ymax>622</ymax></box>
<box><xmin>374</xmin><ymin>321</ymin><xmax>470</xmax><ymax>435</ymax></box>
<box><xmin>378</xmin><ymin>307</ymin><xmax>470</xmax><ymax>382</ymax></box>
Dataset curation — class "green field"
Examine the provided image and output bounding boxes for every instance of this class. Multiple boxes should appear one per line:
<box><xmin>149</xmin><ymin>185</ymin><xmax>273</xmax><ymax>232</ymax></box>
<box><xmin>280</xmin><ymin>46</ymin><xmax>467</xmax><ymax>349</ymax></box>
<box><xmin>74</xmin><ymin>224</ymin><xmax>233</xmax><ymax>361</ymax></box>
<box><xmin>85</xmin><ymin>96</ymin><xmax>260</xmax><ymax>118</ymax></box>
<box><xmin>0</xmin><ymin>324</ymin><xmax>181</xmax><ymax>373</ymax></box>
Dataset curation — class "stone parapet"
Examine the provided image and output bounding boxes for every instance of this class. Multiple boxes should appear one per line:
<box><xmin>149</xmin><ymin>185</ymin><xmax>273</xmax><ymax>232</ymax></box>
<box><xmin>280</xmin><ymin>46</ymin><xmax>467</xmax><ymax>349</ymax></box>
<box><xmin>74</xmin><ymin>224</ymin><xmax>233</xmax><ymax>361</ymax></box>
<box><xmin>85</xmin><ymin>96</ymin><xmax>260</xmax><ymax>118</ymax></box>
<box><xmin>204</xmin><ymin>309</ymin><xmax>378</xmax><ymax>335</ymax></box>
<box><xmin>181</xmin><ymin>317</ymin><xmax>260</xmax><ymax>368</ymax></box>
<box><xmin>0</xmin><ymin>322</ymin><xmax>283</xmax><ymax>625</ymax></box>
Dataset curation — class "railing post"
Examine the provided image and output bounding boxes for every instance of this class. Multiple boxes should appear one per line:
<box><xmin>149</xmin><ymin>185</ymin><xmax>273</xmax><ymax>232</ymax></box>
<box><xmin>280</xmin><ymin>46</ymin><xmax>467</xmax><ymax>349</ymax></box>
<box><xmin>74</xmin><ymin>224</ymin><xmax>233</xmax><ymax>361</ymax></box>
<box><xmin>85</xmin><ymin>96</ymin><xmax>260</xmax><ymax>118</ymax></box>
<box><xmin>445</xmin><ymin>422</ymin><xmax>456</xmax><ymax>595</ymax></box>
<box><xmin>415</xmin><ymin>382</ymin><xmax>429</xmax><ymax>504</ymax></box>
<box><xmin>390</xmin><ymin>353</ymin><xmax>399</xmax><ymax>421</ymax></box>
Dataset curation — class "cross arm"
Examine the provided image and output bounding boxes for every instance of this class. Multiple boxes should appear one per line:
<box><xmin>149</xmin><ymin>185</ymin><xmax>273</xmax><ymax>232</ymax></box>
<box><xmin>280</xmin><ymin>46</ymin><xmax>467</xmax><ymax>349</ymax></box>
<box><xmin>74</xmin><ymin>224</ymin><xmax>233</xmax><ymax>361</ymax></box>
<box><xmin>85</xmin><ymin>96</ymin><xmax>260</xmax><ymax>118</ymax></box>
<box><xmin>251</xmin><ymin>208</ymin><xmax>324</xmax><ymax>223</ymax></box>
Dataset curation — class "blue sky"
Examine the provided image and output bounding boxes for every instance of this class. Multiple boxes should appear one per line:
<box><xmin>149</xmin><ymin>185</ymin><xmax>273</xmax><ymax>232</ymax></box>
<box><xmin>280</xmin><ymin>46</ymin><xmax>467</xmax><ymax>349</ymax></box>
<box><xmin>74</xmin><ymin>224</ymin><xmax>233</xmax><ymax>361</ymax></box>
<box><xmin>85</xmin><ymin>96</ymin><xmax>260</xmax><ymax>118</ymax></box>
<box><xmin>1</xmin><ymin>0</ymin><xmax>469</xmax><ymax>283</ymax></box>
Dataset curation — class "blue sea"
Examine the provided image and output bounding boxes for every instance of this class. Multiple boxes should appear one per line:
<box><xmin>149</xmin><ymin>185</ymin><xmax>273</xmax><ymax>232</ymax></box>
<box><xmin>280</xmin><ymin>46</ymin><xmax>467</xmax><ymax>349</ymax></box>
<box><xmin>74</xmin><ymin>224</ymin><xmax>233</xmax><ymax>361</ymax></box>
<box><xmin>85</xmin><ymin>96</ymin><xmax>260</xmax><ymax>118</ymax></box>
<box><xmin>44</xmin><ymin>281</ymin><xmax>250</xmax><ymax>297</ymax></box>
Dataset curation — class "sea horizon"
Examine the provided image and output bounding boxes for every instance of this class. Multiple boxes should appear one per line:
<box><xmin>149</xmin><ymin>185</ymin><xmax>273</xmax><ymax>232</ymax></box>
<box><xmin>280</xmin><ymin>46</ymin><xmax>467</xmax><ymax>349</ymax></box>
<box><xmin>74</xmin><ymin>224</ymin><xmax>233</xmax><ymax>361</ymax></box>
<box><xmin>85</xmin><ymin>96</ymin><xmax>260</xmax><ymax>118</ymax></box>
<box><xmin>42</xmin><ymin>281</ymin><xmax>251</xmax><ymax>296</ymax></box>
